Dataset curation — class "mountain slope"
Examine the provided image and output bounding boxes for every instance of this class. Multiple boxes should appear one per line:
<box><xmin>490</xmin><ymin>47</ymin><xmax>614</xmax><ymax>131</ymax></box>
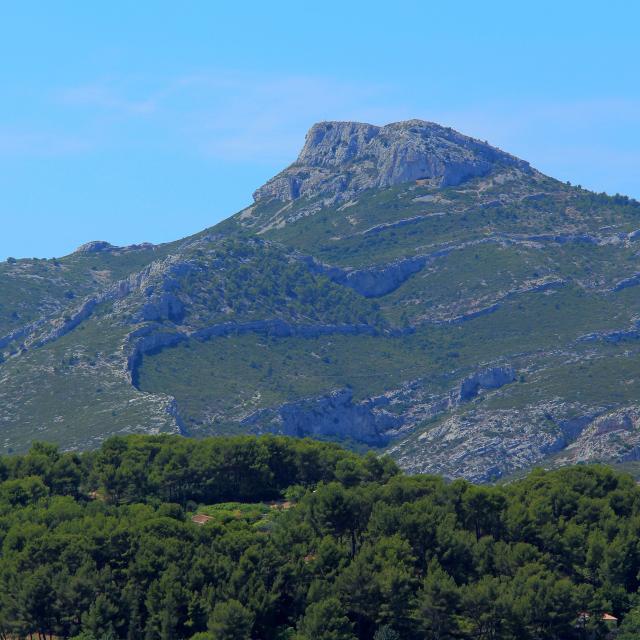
<box><xmin>2</xmin><ymin>119</ymin><xmax>640</xmax><ymax>480</ymax></box>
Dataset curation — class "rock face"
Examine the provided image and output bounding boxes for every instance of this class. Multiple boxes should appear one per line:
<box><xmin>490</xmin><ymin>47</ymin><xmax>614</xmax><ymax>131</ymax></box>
<box><xmin>614</xmin><ymin>273</ymin><xmax>640</xmax><ymax>292</ymax></box>
<box><xmin>244</xmin><ymin>388</ymin><xmax>402</xmax><ymax>446</ymax></box>
<box><xmin>558</xmin><ymin>408</ymin><xmax>640</xmax><ymax>465</ymax></box>
<box><xmin>140</xmin><ymin>293</ymin><xmax>185</xmax><ymax>323</ymax></box>
<box><xmin>74</xmin><ymin>240</ymin><xmax>156</xmax><ymax>254</ymax></box>
<box><xmin>253</xmin><ymin>120</ymin><xmax>531</xmax><ymax>204</ymax></box>
<box><xmin>458</xmin><ymin>366</ymin><xmax>516</xmax><ymax>402</ymax></box>
<box><xmin>341</xmin><ymin>256</ymin><xmax>430</xmax><ymax>298</ymax></box>
<box><xmin>240</xmin><ymin>365</ymin><xmax>517</xmax><ymax>454</ymax></box>
<box><xmin>75</xmin><ymin>241</ymin><xmax>116</xmax><ymax>254</ymax></box>
<box><xmin>304</xmin><ymin>253</ymin><xmax>433</xmax><ymax>298</ymax></box>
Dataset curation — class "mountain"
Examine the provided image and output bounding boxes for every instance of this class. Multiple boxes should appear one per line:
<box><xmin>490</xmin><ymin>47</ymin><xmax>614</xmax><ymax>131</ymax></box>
<box><xmin>2</xmin><ymin>119</ymin><xmax>640</xmax><ymax>481</ymax></box>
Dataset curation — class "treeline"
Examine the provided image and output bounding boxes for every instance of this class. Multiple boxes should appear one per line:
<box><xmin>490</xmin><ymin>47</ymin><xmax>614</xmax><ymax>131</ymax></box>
<box><xmin>86</xmin><ymin>435</ymin><xmax>397</xmax><ymax>505</ymax></box>
<box><xmin>1</xmin><ymin>436</ymin><xmax>640</xmax><ymax>639</ymax></box>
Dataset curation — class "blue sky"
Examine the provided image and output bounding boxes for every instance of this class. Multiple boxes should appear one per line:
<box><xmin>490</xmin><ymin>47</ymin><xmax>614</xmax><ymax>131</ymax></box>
<box><xmin>1</xmin><ymin>1</ymin><xmax>639</xmax><ymax>260</ymax></box>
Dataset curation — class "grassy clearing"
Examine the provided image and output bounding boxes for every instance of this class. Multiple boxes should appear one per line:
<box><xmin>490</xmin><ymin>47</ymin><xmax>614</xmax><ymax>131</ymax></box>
<box><xmin>192</xmin><ymin>500</ymin><xmax>293</xmax><ymax>530</ymax></box>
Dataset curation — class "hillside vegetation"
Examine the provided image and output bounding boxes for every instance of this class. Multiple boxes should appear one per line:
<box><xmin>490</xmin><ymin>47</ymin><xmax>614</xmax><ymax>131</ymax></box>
<box><xmin>3</xmin><ymin>120</ymin><xmax>640</xmax><ymax>481</ymax></box>
<box><xmin>1</xmin><ymin>435</ymin><xmax>640</xmax><ymax>638</ymax></box>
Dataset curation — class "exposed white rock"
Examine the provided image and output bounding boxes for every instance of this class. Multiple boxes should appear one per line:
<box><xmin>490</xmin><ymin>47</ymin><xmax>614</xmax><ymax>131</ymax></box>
<box><xmin>243</xmin><ymin>387</ymin><xmax>402</xmax><ymax>446</ymax></box>
<box><xmin>253</xmin><ymin>120</ymin><xmax>531</xmax><ymax>204</ymax></box>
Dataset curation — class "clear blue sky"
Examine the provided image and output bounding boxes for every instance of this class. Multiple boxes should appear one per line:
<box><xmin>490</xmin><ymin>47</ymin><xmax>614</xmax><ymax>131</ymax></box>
<box><xmin>1</xmin><ymin>1</ymin><xmax>639</xmax><ymax>260</ymax></box>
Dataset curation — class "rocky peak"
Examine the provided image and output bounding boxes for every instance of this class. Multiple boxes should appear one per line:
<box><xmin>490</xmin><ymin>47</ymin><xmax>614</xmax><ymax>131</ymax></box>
<box><xmin>253</xmin><ymin>119</ymin><xmax>531</xmax><ymax>204</ymax></box>
<box><xmin>74</xmin><ymin>240</ymin><xmax>156</xmax><ymax>255</ymax></box>
<box><xmin>75</xmin><ymin>240</ymin><xmax>116</xmax><ymax>254</ymax></box>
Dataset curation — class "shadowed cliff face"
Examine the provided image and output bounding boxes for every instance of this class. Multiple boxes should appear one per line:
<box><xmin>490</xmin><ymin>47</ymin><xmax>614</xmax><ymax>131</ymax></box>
<box><xmin>253</xmin><ymin>119</ymin><xmax>531</xmax><ymax>203</ymax></box>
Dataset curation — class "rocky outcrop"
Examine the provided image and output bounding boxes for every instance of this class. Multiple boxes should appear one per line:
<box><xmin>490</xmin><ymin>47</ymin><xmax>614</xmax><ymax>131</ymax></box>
<box><xmin>0</xmin><ymin>320</ymin><xmax>44</xmax><ymax>351</ymax></box>
<box><xmin>32</xmin><ymin>285</ymin><xmax>131</xmax><ymax>348</ymax></box>
<box><xmin>389</xmin><ymin>399</ymin><xmax>640</xmax><ymax>482</ymax></box>
<box><xmin>579</xmin><ymin>322</ymin><xmax>640</xmax><ymax>343</ymax></box>
<box><xmin>75</xmin><ymin>240</ymin><xmax>155</xmax><ymax>254</ymax></box>
<box><xmin>32</xmin><ymin>298</ymin><xmax>100</xmax><ymax>347</ymax></box>
<box><xmin>240</xmin><ymin>364</ymin><xmax>517</xmax><ymax>450</ymax></box>
<box><xmin>75</xmin><ymin>240</ymin><xmax>117</xmax><ymax>254</ymax></box>
<box><xmin>140</xmin><ymin>293</ymin><xmax>185</xmax><ymax>323</ymax></box>
<box><xmin>387</xmin><ymin>405</ymin><xmax>567</xmax><ymax>482</ymax></box>
<box><xmin>558</xmin><ymin>408</ymin><xmax>640</xmax><ymax>464</ymax></box>
<box><xmin>594</xmin><ymin>412</ymin><xmax>634</xmax><ymax>435</ymax></box>
<box><xmin>244</xmin><ymin>388</ymin><xmax>402</xmax><ymax>446</ymax></box>
<box><xmin>557</xmin><ymin>414</ymin><xmax>599</xmax><ymax>441</ymax></box>
<box><xmin>132</xmin><ymin>259</ymin><xmax>198</xmax><ymax>323</ymax></box>
<box><xmin>301</xmin><ymin>254</ymin><xmax>432</xmax><ymax>298</ymax></box>
<box><xmin>302</xmin><ymin>236</ymin><xmax>568</xmax><ymax>301</ymax></box>
<box><xmin>341</xmin><ymin>256</ymin><xmax>431</xmax><ymax>298</ymax></box>
<box><xmin>303</xmin><ymin>247</ymin><xmax>455</xmax><ymax>298</ymax></box>
<box><xmin>253</xmin><ymin>120</ymin><xmax>531</xmax><ymax>204</ymax></box>
<box><xmin>458</xmin><ymin>366</ymin><xmax>516</xmax><ymax>402</ymax></box>
<box><xmin>387</xmin><ymin>399</ymin><xmax>606</xmax><ymax>482</ymax></box>
<box><xmin>28</xmin><ymin>257</ymin><xmax>197</xmax><ymax>350</ymax></box>
<box><xmin>613</xmin><ymin>273</ymin><xmax>640</xmax><ymax>292</ymax></box>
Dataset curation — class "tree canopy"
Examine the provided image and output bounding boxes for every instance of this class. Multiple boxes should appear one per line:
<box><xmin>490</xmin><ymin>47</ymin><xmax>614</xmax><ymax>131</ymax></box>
<box><xmin>0</xmin><ymin>435</ymin><xmax>637</xmax><ymax>639</ymax></box>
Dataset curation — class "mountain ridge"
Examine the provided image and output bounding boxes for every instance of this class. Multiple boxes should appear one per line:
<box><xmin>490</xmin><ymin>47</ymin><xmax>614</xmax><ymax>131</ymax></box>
<box><xmin>2</xmin><ymin>119</ymin><xmax>640</xmax><ymax>482</ymax></box>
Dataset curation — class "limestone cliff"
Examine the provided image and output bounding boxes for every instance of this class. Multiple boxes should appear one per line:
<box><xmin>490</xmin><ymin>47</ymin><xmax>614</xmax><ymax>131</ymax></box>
<box><xmin>253</xmin><ymin>119</ymin><xmax>531</xmax><ymax>204</ymax></box>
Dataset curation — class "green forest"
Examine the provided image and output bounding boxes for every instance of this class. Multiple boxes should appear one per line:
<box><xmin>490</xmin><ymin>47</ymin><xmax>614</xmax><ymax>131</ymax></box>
<box><xmin>2</xmin><ymin>435</ymin><xmax>640</xmax><ymax>639</ymax></box>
